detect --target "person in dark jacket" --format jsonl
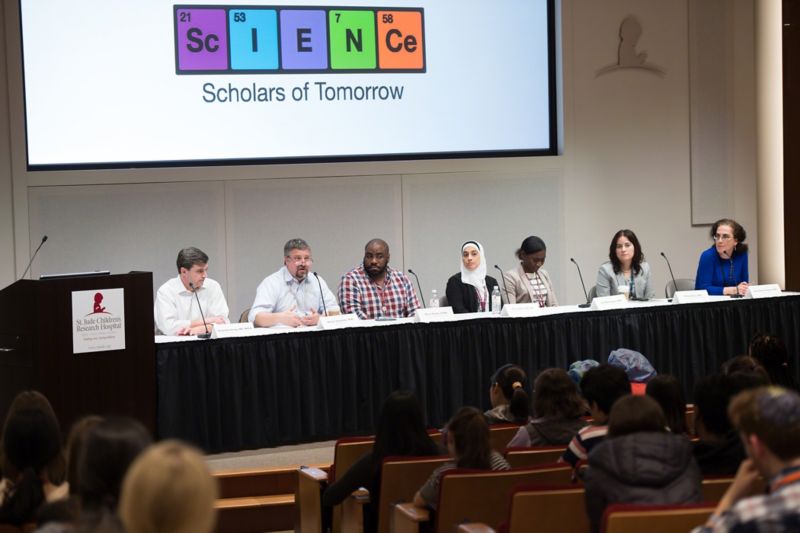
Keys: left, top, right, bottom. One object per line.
{"left": 584, "top": 395, "right": 702, "bottom": 533}
{"left": 322, "top": 391, "right": 442, "bottom": 533}
{"left": 445, "top": 241, "right": 500, "bottom": 313}
{"left": 508, "top": 368, "right": 588, "bottom": 447}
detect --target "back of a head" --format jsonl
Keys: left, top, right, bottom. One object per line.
{"left": 448, "top": 407, "right": 491, "bottom": 469}
{"left": 373, "top": 390, "right": 436, "bottom": 462}
{"left": 491, "top": 364, "right": 531, "bottom": 422}
{"left": 608, "top": 395, "right": 667, "bottom": 437}
{"left": 580, "top": 364, "right": 630, "bottom": 415}
{"left": 749, "top": 334, "right": 800, "bottom": 392}
{"left": 77, "top": 417, "right": 152, "bottom": 512}
{"left": 1, "top": 390, "right": 65, "bottom": 484}
{"left": 533, "top": 368, "right": 585, "bottom": 420}
{"left": 0, "top": 409, "right": 61, "bottom": 525}
{"left": 120, "top": 440, "right": 218, "bottom": 533}
{"left": 66, "top": 416, "right": 104, "bottom": 495}
{"left": 645, "top": 375, "right": 687, "bottom": 434}
{"left": 693, "top": 374, "right": 733, "bottom": 437}
{"left": 729, "top": 386, "right": 800, "bottom": 461}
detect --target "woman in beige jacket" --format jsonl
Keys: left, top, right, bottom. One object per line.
{"left": 503, "top": 236, "right": 558, "bottom": 307}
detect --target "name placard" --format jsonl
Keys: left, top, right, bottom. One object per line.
{"left": 745, "top": 284, "right": 783, "bottom": 299}
{"left": 501, "top": 303, "right": 546, "bottom": 318}
{"left": 318, "top": 313, "right": 361, "bottom": 330}
{"left": 415, "top": 306, "right": 455, "bottom": 323}
{"left": 672, "top": 290, "right": 710, "bottom": 304}
{"left": 211, "top": 322, "right": 254, "bottom": 339}
{"left": 590, "top": 294, "right": 628, "bottom": 311}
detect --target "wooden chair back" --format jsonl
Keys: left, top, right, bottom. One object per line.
{"left": 435, "top": 463, "right": 574, "bottom": 532}
{"left": 601, "top": 503, "right": 716, "bottom": 533}
{"left": 505, "top": 446, "right": 566, "bottom": 468}
{"left": 506, "top": 484, "right": 587, "bottom": 533}
{"left": 701, "top": 476, "right": 734, "bottom": 502}
{"left": 488, "top": 424, "right": 522, "bottom": 453}
{"left": 331, "top": 437, "right": 375, "bottom": 482}
{"left": 375, "top": 455, "right": 451, "bottom": 533}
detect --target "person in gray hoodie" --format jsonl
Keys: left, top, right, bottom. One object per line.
{"left": 583, "top": 395, "right": 702, "bottom": 533}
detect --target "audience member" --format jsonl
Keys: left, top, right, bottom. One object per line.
{"left": 692, "top": 372, "right": 768, "bottom": 476}
{"left": 484, "top": 364, "right": 531, "bottom": 425}
{"left": 560, "top": 364, "right": 630, "bottom": 467}
{"left": 323, "top": 391, "right": 442, "bottom": 533}
{"left": 119, "top": 440, "right": 218, "bottom": 533}
{"left": 722, "top": 355, "right": 770, "bottom": 382}
{"left": 693, "top": 387, "right": 800, "bottom": 532}
{"left": 646, "top": 374, "right": 688, "bottom": 434}
{"left": 413, "top": 407, "right": 510, "bottom": 510}
{"left": 584, "top": 395, "right": 702, "bottom": 533}
{"left": 75, "top": 417, "right": 152, "bottom": 532}
{"left": 508, "top": 368, "right": 588, "bottom": 447}
{"left": 607, "top": 348, "right": 656, "bottom": 395}
{"left": 0, "top": 409, "right": 64, "bottom": 526}
{"left": 1, "top": 391, "right": 66, "bottom": 490}
{"left": 749, "top": 333, "right": 800, "bottom": 392}
{"left": 35, "top": 416, "right": 104, "bottom": 530}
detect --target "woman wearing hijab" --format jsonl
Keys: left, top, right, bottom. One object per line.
{"left": 445, "top": 241, "right": 500, "bottom": 314}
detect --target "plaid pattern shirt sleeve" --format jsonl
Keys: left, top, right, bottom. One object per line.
{"left": 338, "top": 266, "right": 420, "bottom": 319}
{"left": 691, "top": 479, "right": 800, "bottom": 533}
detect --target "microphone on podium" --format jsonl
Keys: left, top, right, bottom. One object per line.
{"left": 407, "top": 269, "right": 426, "bottom": 308}
{"left": 494, "top": 265, "right": 512, "bottom": 304}
{"left": 189, "top": 281, "right": 212, "bottom": 339}
{"left": 20, "top": 235, "right": 48, "bottom": 280}
{"left": 313, "top": 272, "right": 329, "bottom": 317}
{"left": 660, "top": 252, "right": 678, "bottom": 301}
{"left": 570, "top": 258, "right": 591, "bottom": 308}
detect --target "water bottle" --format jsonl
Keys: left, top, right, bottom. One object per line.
{"left": 430, "top": 289, "right": 440, "bottom": 308}
{"left": 491, "top": 286, "right": 501, "bottom": 314}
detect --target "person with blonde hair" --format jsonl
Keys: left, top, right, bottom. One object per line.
{"left": 119, "top": 440, "right": 218, "bottom": 533}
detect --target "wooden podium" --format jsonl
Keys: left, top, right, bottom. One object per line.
{"left": 0, "top": 272, "right": 156, "bottom": 435}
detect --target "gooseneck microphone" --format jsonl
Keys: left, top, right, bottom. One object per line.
{"left": 570, "top": 258, "right": 591, "bottom": 308}
{"left": 188, "top": 281, "right": 211, "bottom": 339}
{"left": 407, "top": 269, "right": 426, "bottom": 308}
{"left": 660, "top": 252, "right": 678, "bottom": 301}
{"left": 20, "top": 235, "right": 48, "bottom": 280}
{"left": 313, "top": 272, "right": 328, "bottom": 317}
{"left": 494, "top": 265, "right": 512, "bottom": 304}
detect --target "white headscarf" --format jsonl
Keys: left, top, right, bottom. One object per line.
{"left": 460, "top": 241, "right": 487, "bottom": 290}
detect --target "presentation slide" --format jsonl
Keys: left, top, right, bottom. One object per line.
{"left": 19, "top": 0, "right": 555, "bottom": 169}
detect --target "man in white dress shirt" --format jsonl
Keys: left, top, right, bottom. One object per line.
{"left": 154, "top": 247, "right": 230, "bottom": 336}
{"left": 248, "top": 238, "right": 338, "bottom": 327}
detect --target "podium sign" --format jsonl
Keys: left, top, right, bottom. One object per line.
{"left": 72, "top": 288, "right": 126, "bottom": 354}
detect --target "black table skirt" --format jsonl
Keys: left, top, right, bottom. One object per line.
{"left": 157, "top": 296, "right": 800, "bottom": 453}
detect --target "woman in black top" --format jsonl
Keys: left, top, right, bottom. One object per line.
{"left": 445, "top": 241, "right": 500, "bottom": 313}
{"left": 322, "top": 391, "right": 442, "bottom": 533}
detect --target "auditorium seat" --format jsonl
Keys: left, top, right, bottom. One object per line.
{"left": 391, "top": 463, "right": 574, "bottom": 533}
{"left": 505, "top": 446, "right": 566, "bottom": 468}
{"left": 213, "top": 463, "right": 329, "bottom": 533}
{"left": 601, "top": 502, "right": 717, "bottom": 533}
{"left": 342, "top": 455, "right": 451, "bottom": 533}
{"left": 488, "top": 424, "right": 523, "bottom": 453}
{"left": 701, "top": 475, "right": 766, "bottom": 502}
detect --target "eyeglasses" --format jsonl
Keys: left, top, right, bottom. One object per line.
{"left": 713, "top": 234, "right": 733, "bottom": 242}
{"left": 288, "top": 256, "right": 312, "bottom": 264}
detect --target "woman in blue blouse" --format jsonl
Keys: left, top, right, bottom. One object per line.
{"left": 695, "top": 218, "right": 749, "bottom": 296}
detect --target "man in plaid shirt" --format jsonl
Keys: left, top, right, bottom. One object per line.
{"left": 338, "top": 238, "right": 420, "bottom": 319}
{"left": 693, "top": 386, "right": 800, "bottom": 532}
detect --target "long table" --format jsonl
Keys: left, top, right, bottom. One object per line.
{"left": 156, "top": 295, "right": 800, "bottom": 453}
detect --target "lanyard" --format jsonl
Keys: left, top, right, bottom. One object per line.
{"left": 771, "top": 468, "right": 800, "bottom": 492}
{"left": 718, "top": 255, "right": 735, "bottom": 287}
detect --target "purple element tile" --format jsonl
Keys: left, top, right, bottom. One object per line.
{"left": 280, "top": 10, "right": 328, "bottom": 70}
{"left": 176, "top": 8, "right": 229, "bottom": 71}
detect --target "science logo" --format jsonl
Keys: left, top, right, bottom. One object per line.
{"left": 174, "top": 5, "right": 426, "bottom": 74}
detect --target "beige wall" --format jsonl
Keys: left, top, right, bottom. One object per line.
{"left": 0, "top": 0, "right": 759, "bottom": 315}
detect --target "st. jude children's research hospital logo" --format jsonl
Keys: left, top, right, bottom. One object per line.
{"left": 75, "top": 292, "right": 123, "bottom": 333}
{"left": 71, "top": 289, "right": 126, "bottom": 354}
{"left": 174, "top": 5, "right": 426, "bottom": 74}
